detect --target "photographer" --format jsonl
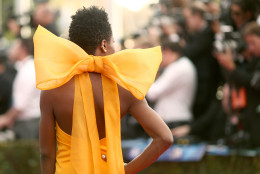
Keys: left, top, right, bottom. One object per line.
{"left": 215, "top": 22, "right": 260, "bottom": 148}
{"left": 182, "top": 1, "right": 221, "bottom": 120}
{"left": 209, "top": 0, "right": 259, "bottom": 147}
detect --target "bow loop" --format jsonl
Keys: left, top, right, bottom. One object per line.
{"left": 34, "top": 25, "right": 162, "bottom": 97}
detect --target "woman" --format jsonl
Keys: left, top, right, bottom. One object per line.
{"left": 34, "top": 6, "right": 173, "bottom": 174}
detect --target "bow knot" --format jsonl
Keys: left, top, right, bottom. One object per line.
{"left": 79, "top": 55, "right": 104, "bottom": 73}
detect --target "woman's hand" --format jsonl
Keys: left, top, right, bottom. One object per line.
{"left": 171, "top": 125, "right": 191, "bottom": 138}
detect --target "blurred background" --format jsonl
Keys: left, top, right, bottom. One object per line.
{"left": 0, "top": 0, "right": 260, "bottom": 173}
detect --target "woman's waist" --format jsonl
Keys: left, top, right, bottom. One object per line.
{"left": 56, "top": 122, "right": 107, "bottom": 154}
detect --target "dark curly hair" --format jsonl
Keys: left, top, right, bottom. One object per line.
{"left": 69, "top": 6, "right": 112, "bottom": 55}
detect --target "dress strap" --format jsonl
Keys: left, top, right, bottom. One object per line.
{"left": 102, "top": 75, "right": 124, "bottom": 172}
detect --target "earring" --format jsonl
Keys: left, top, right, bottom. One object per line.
{"left": 103, "top": 47, "right": 107, "bottom": 52}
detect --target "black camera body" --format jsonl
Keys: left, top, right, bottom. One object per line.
{"left": 213, "top": 25, "right": 246, "bottom": 59}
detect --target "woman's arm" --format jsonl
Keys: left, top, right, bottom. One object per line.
{"left": 125, "top": 99, "right": 173, "bottom": 174}
{"left": 39, "top": 91, "right": 56, "bottom": 174}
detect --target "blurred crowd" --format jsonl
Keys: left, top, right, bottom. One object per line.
{"left": 0, "top": 1, "right": 58, "bottom": 141}
{"left": 121, "top": 0, "right": 260, "bottom": 149}
{"left": 0, "top": 0, "right": 260, "bottom": 150}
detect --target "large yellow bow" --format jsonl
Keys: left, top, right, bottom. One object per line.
{"left": 34, "top": 25, "right": 162, "bottom": 174}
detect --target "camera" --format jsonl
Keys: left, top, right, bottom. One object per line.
{"left": 213, "top": 25, "right": 246, "bottom": 59}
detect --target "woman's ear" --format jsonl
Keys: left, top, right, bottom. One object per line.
{"left": 101, "top": 40, "right": 108, "bottom": 53}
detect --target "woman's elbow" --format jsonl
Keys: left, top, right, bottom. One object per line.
{"left": 165, "top": 134, "right": 174, "bottom": 147}
{"left": 160, "top": 131, "right": 174, "bottom": 149}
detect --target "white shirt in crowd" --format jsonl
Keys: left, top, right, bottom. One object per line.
{"left": 13, "top": 56, "right": 41, "bottom": 121}
{"left": 146, "top": 57, "right": 197, "bottom": 123}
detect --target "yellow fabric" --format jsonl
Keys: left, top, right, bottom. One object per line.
{"left": 55, "top": 122, "right": 107, "bottom": 173}
{"left": 33, "top": 25, "right": 162, "bottom": 174}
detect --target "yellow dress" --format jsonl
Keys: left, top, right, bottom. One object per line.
{"left": 55, "top": 122, "right": 107, "bottom": 173}
{"left": 33, "top": 25, "right": 162, "bottom": 174}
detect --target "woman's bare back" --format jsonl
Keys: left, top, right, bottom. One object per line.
{"left": 40, "top": 73, "right": 173, "bottom": 174}
{"left": 46, "top": 72, "right": 134, "bottom": 139}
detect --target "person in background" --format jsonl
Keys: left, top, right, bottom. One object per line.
{"left": 4, "top": 16, "right": 21, "bottom": 42}
{"left": 32, "top": 2, "right": 58, "bottom": 35}
{"left": 0, "top": 52, "right": 16, "bottom": 114}
{"left": 182, "top": 1, "right": 221, "bottom": 120}
{"left": 229, "top": 0, "right": 257, "bottom": 32}
{"left": 147, "top": 41, "right": 197, "bottom": 132}
{"left": 210, "top": 0, "right": 259, "bottom": 147}
{"left": 172, "top": 93, "right": 227, "bottom": 143}
{"left": 0, "top": 53, "right": 16, "bottom": 142}
{"left": 215, "top": 22, "right": 260, "bottom": 147}
{"left": 171, "top": 1, "right": 225, "bottom": 142}
{"left": 0, "top": 38, "right": 41, "bottom": 139}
